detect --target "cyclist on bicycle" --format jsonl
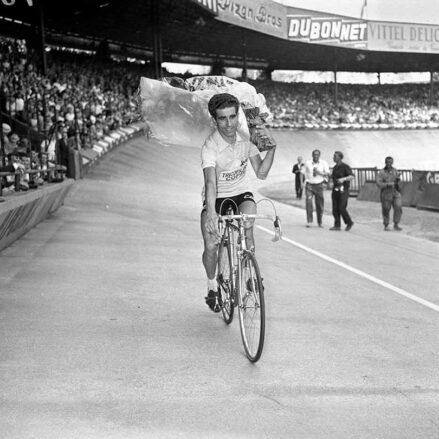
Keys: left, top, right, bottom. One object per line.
{"left": 201, "top": 93, "right": 276, "bottom": 312}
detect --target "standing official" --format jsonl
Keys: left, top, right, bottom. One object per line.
{"left": 292, "top": 156, "right": 304, "bottom": 199}
{"left": 330, "top": 151, "right": 354, "bottom": 231}
{"left": 302, "top": 149, "right": 329, "bottom": 228}
{"left": 376, "top": 156, "right": 403, "bottom": 231}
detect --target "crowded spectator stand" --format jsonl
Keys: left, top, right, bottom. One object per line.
{"left": 0, "top": 37, "right": 141, "bottom": 197}
{"left": 254, "top": 80, "right": 439, "bottom": 131}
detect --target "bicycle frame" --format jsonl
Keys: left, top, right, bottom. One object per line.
{"left": 219, "top": 216, "right": 244, "bottom": 297}
{"left": 218, "top": 210, "right": 281, "bottom": 294}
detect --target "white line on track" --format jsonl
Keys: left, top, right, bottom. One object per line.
{"left": 257, "top": 225, "right": 439, "bottom": 314}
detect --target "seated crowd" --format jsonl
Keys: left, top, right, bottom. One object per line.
{"left": 254, "top": 80, "right": 439, "bottom": 129}
{"left": 0, "top": 38, "right": 140, "bottom": 193}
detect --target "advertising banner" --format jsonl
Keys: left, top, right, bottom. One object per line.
{"left": 368, "top": 21, "right": 439, "bottom": 54}
{"left": 193, "top": 0, "right": 218, "bottom": 14}
{"left": 214, "top": 0, "right": 286, "bottom": 39}
{"left": 192, "top": 2, "right": 439, "bottom": 55}
{"left": 286, "top": 8, "right": 368, "bottom": 49}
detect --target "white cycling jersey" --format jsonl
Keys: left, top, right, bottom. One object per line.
{"left": 201, "top": 129, "right": 259, "bottom": 199}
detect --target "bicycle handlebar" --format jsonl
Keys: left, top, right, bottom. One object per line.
{"left": 218, "top": 213, "right": 282, "bottom": 242}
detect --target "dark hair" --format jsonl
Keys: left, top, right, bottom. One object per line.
{"left": 334, "top": 150, "right": 344, "bottom": 159}
{"left": 312, "top": 149, "right": 321, "bottom": 155}
{"left": 385, "top": 156, "right": 393, "bottom": 161}
{"left": 208, "top": 93, "right": 239, "bottom": 118}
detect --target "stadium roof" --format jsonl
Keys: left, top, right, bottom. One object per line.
{"left": 1, "top": 0, "right": 439, "bottom": 73}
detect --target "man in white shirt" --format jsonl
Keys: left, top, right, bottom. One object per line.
{"left": 201, "top": 93, "right": 276, "bottom": 312}
{"left": 301, "top": 149, "right": 330, "bottom": 227}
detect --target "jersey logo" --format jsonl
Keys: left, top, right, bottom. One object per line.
{"left": 221, "top": 165, "right": 247, "bottom": 182}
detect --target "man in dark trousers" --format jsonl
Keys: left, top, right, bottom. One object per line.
{"left": 330, "top": 151, "right": 354, "bottom": 231}
{"left": 376, "top": 156, "right": 403, "bottom": 231}
{"left": 292, "top": 156, "right": 304, "bottom": 199}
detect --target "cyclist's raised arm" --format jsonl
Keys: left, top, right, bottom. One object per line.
{"left": 203, "top": 166, "right": 219, "bottom": 234}
{"left": 249, "top": 146, "right": 276, "bottom": 180}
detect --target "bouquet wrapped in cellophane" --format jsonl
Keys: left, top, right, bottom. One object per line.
{"left": 138, "top": 75, "right": 276, "bottom": 151}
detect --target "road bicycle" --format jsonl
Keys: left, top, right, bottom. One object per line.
{"left": 216, "top": 199, "right": 282, "bottom": 362}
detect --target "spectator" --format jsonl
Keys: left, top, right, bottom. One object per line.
{"left": 7, "top": 132, "right": 19, "bottom": 155}
{"left": 16, "top": 137, "right": 30, "bottom": 155}
{"left": 302, "top": 149, "right": 330, "bottom": 228}
{"left": 1, "top": 123, "right": 11, "bottom": 152}
{"left": 292, "top": 155, "right": 304, "bottom": 200}
{"left": 0, "top": 152, "right": 26, "bottom": 191}
{"left": 57, "top": 127, "right": 72, "bottom": 169}
{"left": 329, "top": 151, "right": 355, "bottom": 231}
{"left": 376, "top": 156, "right": 403, "bottom": 231}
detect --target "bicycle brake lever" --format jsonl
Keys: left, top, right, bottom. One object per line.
{"left": 272, "top": 216, "right": 282, "bottom": 242}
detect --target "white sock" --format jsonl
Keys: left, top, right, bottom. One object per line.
{"left": 207, "top": 278, "right": 217, "bottom": 292}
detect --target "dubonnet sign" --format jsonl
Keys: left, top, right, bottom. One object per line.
{"left": 286, "top": 9, "right": 367, "bottom": 49}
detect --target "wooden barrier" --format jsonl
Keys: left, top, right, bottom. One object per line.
{"left": 0, "top": 179, "right": 74, "bottom": 252}
{"left": 417, "top": 185, "right": 439, "bottom": 211}
{"left": 357, "top": 182, "right": 381, "bottom": 202}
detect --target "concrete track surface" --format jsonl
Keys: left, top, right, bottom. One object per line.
{"left": 1, "top": 134, "right": 439, "bottom": 439}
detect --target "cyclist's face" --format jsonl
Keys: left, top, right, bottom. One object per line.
{"left": 215, "top": 106, "right": 239, "bottom": 141}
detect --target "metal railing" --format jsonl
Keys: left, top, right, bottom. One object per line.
{"left": 349, "top": 168, "right": 413, "bottom": 196}
{"left": 0, "top": 166, "right": 66, "bottom": 197}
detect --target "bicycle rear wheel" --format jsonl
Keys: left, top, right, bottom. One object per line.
{"left": 217, "top": 236, "right": 235, "bottom": 324}
{"left": 238, "top": 251, "right": 265, "bottom": 362}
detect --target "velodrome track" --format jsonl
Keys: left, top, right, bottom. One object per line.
{"left": 1, "top": 131, "right": 439, "bottom": 438}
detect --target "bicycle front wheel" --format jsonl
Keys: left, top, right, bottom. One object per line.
{"left": 238, "top": 251, "right": 265, "bottom": 362}
{"left": 217, "top": 236, "right": 235, "bottom": 324}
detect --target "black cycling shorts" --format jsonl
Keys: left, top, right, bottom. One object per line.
{"left": 202, "top": 192, "right": 255, "bottom": 215}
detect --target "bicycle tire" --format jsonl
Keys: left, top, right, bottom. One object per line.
{"left": 238, "top": 251, "right": 265, "bottom": 362}
{"left": 217, "top": 236, "right": 235, "bottom": 324}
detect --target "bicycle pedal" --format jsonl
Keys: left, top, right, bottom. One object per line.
{"left": 205, "top": 290, "right": 221, "bottom": 313}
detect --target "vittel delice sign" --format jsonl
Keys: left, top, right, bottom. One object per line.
{"left": 287, "top": 11, "right": 368, "bottom": 48}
